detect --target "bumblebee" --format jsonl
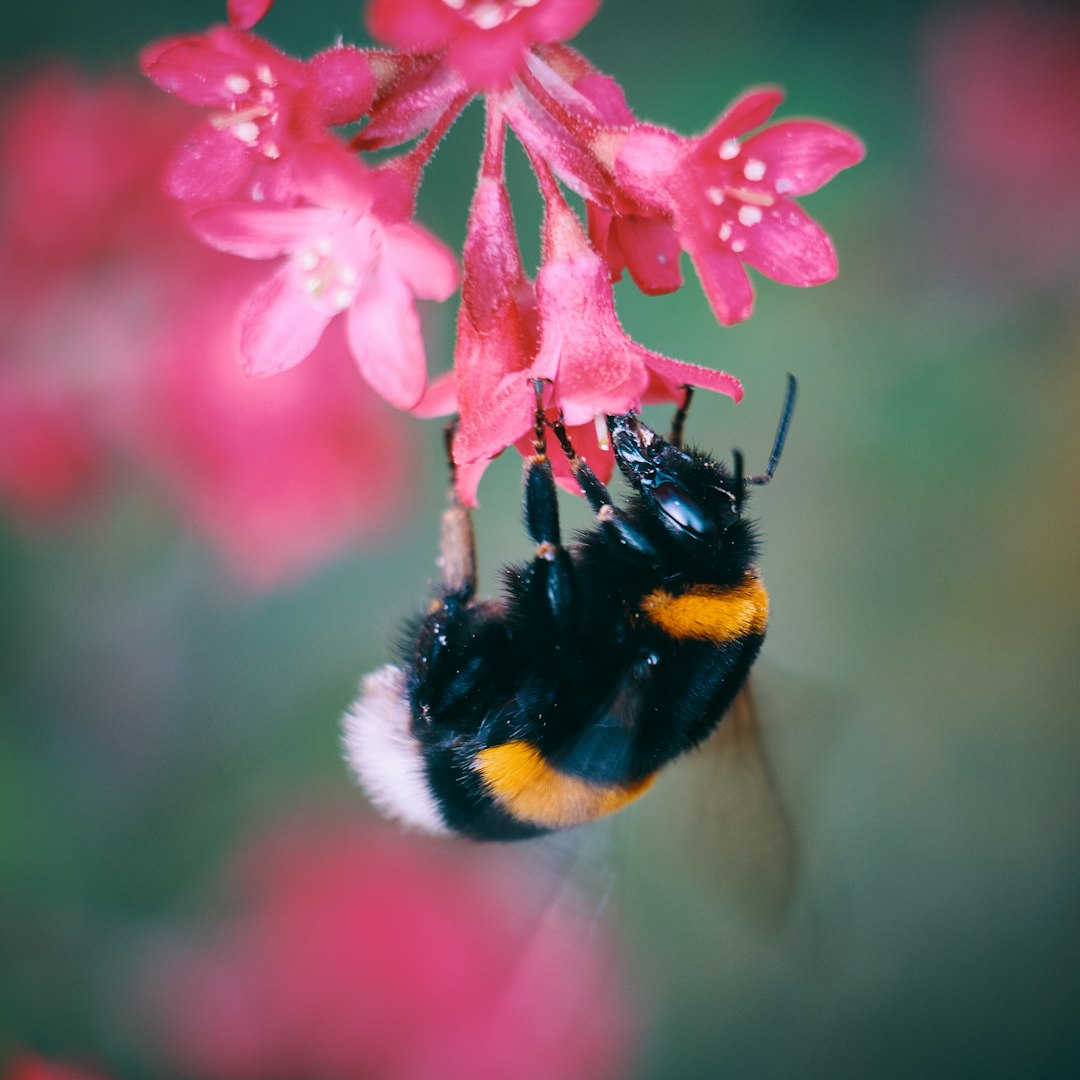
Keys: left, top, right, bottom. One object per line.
{"left": 344, "top": 377, "right": 796, "bottom": 841}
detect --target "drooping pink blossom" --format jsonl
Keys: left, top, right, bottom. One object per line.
{"left": 613, "top": 88, "right": 865, "bottom": 324}
{"left": 190, "top": 141, "right": 458, "bottom": 408}
{"left": 453, "top": 171, "right": 742, "bottom": 501}
{"left": 366, "top": 0, "right": 601, "bottom": 91}
{"left": 136, "top": 813, "right": 637, "bottom": 1080}
{"left": 141, "top": 27, "right": 374, "bottom": 202}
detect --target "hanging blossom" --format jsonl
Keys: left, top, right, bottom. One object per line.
{"left": 143, "top": 0, "right": 863, "bottom": 504}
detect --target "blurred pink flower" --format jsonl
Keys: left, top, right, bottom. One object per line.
{"left": 614, "top": 87, "right": 865, "bottom": 324}
{"left": 2, "top": 1054, "right": 111, "bottom": 1080}
{"left": 924, "top": 3, "right": 1080, "bottom": 280}
{"left": 139, "top": 261, "right": 414, "bottom": 588}
{"left": 0, "top": 68, "right": 417, "bottom": 584}
{"left": 366, "top": 0, "right": 601, "bottom": 91}
{"left": 141, "top": 26, "right": 374, "bottom": 202}
{"left": 191, "top": 141, "right": 458, "bottom": 408}
{"left": 138, "top": 814, "right": 637, "bottom": 1080}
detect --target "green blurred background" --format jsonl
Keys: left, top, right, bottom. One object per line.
{"left": 2, "top": 1, "right": 1078, "bottom": 1077}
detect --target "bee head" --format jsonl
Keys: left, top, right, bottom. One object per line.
{"left": 608, "top": 413, "right": 743, "bottom": 547}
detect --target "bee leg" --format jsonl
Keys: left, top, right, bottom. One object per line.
{"left": 523, "top": 383, "right": 578, "bottom": 635}
{"left": 550, "top": 411, "right": 659, "bottom": 560}
{"left": 668, "top": 385, "right": 694, "bottom": 448}
{"left": 438, "top": 420, "right": 476, "bottom": 600}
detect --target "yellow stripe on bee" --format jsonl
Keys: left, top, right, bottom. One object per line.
{"left": 641, "top": 574, "right": 769, "bottom": 643}
{"left": 474, "top": 741, "right": 655, "bottom": 829}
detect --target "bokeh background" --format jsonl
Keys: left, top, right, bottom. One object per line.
{"left": 2, "top": 1, "right": 1079, "bottom": 1077}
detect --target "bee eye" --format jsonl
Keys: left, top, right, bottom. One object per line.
{"left": 653, "top": 482, "right": 717, "bottom": 539}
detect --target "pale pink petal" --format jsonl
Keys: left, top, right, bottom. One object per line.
{"left": 411, "top": 369, "right": 457, "bottom": 418}
{"left": 309, "top": 46, "right": 376, "bottom": 126}
{"left": 686, "top": 244, "right": 755, "bottom": 325}
{"left": 240, "top": 269, "right": 332, "bottom": 376}
{"left": 286, "top": 142, "right": 373, "bottom": 213}
{"left": 347, "top": 273, "right": 427, "bottom": 409}
{"left": 382, "top": 223, "right": 459, "bottom": 301}
{"left": 739, "top": 202, "right": 838, "bottom": 286}
{"left": 743, "top": 121, "right": 866, "bottom": 196}
{"left": 614, "top": 126, "right": 685, "bottom": 211}
{"left": 644, "top": 354, "right": 744, "bottom": 403}
{"left": 699, "top": 86, "right": 785, "bottom": 152}
{"left": 227, "top": 0, "right": 274, "bottom": 30}
{"left": 165, "top": 127, "right": 253, "bottom": 202}
{"left": 141, "top": 37, "right": 244, "bottom": 107}
{"left": 191, "top": 204, "right": 337, "bottom": 259}
{"left": 453, "top": 456, "right": 491, "bottom": 508}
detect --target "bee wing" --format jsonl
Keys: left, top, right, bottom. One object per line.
{"left": 619, "top": 675, "right": 802, "bottom": 935}
{"left": 688, "top": 680, "right": 798, "bottom": 928}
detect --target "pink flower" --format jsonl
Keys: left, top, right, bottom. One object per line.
{"left": 139, "top": 260, "right": 415, "bottom": 589}
{"left": 0, "top": 376, "right": 102, "bottom": 519}
{"left": 366, "top": 0, "right": 601, "bottom": 91}
{"left": 136, "top": 813, "right": 637, "bottom": 1080}
{"left": 141, "top": 27, "right": 374, "bottom": 202}
{"left": 924, "top": 3, "right": 1080, "bottom": 280}
{"left": 190, "top": 142, "right": 458, "bottom": 408}
{"left": 614, "top": 88, "right": 865, "bottom": 324}
{"left": 453, "top": 176, "right": 742, "bottom": 501}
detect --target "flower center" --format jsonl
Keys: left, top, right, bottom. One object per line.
{"left": 210, "top": 64, "right": 283, "bottom": 160}
{"left": 441, "top": 0, "right": 540, "bottom": 30}
{"left": 699, "top": 140, "right": 778, "bottom": 253}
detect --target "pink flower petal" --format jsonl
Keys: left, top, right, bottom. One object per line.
{"left": 356, "top": 64, "right": 468, "bottom": 151}
{"left": 743, "top": 120, "right": 866, "bottom": 196}
{"left": 699, "top": 86, "right": 785, "bottom": 152}
{"left": 613, "top": 125, "right": 685, "bottom": 211}
{"left": 240, "top": 268, "right": 332, "bottom": 376}
{"left": 165, "top": 126, "right": 253, "bottom": 202}
{"left": 227, "top": 0, "right": 274, "bottom": 30}
{"left": 462, "top": 176, "right": 524, "bottom": 328}
{"left": 366, "top": 0, "right": 460, "bottom": 54}
{"left": 686, "top": 244, "right": 755, "bottom": 325}
{"left": 347, "top": 273, "right": 427, "bottom": 409}
{"left": 309, "top": 46, "right": 376, "bottom": 127}
{"left": 644, "top": 354, "right": 744, "bottom": 402}
{"left": 382, "top": 223, "right": 459, "bottom": 301}
{"left": 411, "top": 369, "right": 457, "bottom": 418}
{"left": 447, "top": 22, "right": 533, "bottom": 90}
{"left": 191, "top": 204, "right": 338, "bottom": 259}
{"left": 739, "top": 202, "right": 838, "bottom": 286}
{"left": 141, "top": 36, "right": 244, "bottom": 107}
{"left": 616, "top": 216, "right": 683, "bottom": 295}
{"left": 454, "top": 371, "right": 536, "bottom": 465}
{"left": 526, "top": 0, "right": 603, "bottom": 43}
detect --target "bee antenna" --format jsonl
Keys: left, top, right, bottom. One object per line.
{"left": 745, "top": 373, "right": 798, "bottom": 486}
{"left": 732, "top": 448, "right": 745, "bottom": 515}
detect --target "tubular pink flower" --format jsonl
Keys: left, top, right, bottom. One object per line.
{"left": 141, "top": 27, "right": 374, "bottom": 201}
{"left": 190, "top": 142, "right": 458, "bottom": 408}
{"left": 366, "top": 0, "right": 601, "bottom": 91}
{"left": 614, "top": 87, "right": 865, "bottom": 324}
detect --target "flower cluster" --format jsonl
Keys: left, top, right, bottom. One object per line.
{"left": 0, "top": 68, "right": 413, "bottom": 586}
{"left": 143, "top": 0, "right": 863, "bottom": 503}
